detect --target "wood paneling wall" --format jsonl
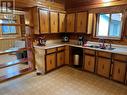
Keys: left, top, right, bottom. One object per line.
{"left": 66, "top": 0, "right": 127, "bottom": 12}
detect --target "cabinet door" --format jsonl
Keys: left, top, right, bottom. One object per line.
{"left": 50, "top": 12, "right": 58, "bottom": 33}
{"left": 112, "top": 61, "right": 126, "bottom": 83}
{"left": 84, "top": 55, "right": 95, "bottom": 72}
{"left": 87, "top": 13, "right": 93, "bottom": 34}
{"left": 46, "top": 53, "right": 56, "bottom": 72}
{"left": 97, "top": 58, "right": 111, "bottom": 78}
{"left": 65, "top": 45, "right": 70, "bottom": 65}
{"left": 39, "top": 9, "right": 49, "bottom": 33}
{"left": 59, "top": 13, "right": 65, "bottom": 32}
{"left": 57, "top": 51, "right": 65, "bottom": 67}
{"left": 67, "top": 13, "right": 75, "bottom": 32}
{"left": 76, "top": 12, "right": 87, "bottom": 33}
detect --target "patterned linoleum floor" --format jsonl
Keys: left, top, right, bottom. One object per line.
{"left": 0, "top": 66, "right": 127, "bottom": 95}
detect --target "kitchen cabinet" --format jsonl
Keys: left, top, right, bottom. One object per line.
{"left": 84, "top": 55, "right": 95, "bottom": 72}
{"left": 97, "top": 58, "right": 111, "bottom": 78}
{"left": 57, "top": 46, "right": 65, "bottom": 67}
{"left": 112, "top": 61, "right": 126, "bottom": 83}
{"left": 96, "top": 51, "right": 111, "bottom": 78}
{"left": 59, "top": 13, "right": 65, "bottom": 32}
{"left": 87, "top": 13, "right": 93, "bottom": 34}
{"left": 112, "top": 54, "right": 127, "bottom": 83}
{"left": 57, "top": 51, "right": 65, "bottom": 67}
{"left": 84, "top": 49, "right": 95, "bottom": 72}
{"left": 65, "top": 45, "right": 70, "bottom": 65}
{"left": 46, "top": 53, "right": 56, "bottom": 71}
{"left": 76, "top": 12, "right": 87, "bottom": 33}
{"left": 50, "top": 11, "right": 58, "bottom": 33}
{"left": 39, "top": 9, "right": 49, "bottom": 33}
{"left": 67, "top": 13, "right": 75, "bottom": 32}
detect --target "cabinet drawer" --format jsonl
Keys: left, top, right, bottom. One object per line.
{"left": 112, "top": 61, "right": 126, "bottom": 83}
{"left": 113, "top": 54, "right": 127, "bottom": 62}
{"left": 84, "top": 55, "right": 95, "bottom": 72}
{"left": 97, "top": 51, "right": 111, "bottom": 58}
{"left": 46, "top": 48, "right": 56, "bottom": 54}
{"left": 97, "top": 58, "right": 111, "bottom": 78}
{"left": 57, "top": 52, "right": 65, "bottom": 67}
{"left": 84, "top": 49, "right": 95, "bottom": 55}
{"left": 57, "top": 46, "right": 65, "bottom": 51}
{"left": 46, "top": 53, "right": 56, "bottom": 71}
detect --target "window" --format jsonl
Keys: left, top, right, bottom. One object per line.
{"left": 96, "top": 13, "right": 122, "bottom": 39}
{"left": 0, "top": 19, "right": 16, "bottom": 34}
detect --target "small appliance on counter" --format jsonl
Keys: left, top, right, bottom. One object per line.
{"left": 37, "top": 37, "right": 46, "bottom": 46}
{"left": 78, "top": 36, "right": 84, "bottom": 46}
{"left": 62, "top": 35, "right": 69, "bottom": 42}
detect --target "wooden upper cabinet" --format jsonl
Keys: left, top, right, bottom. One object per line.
{"left": 59, "top": 13, "right": 65, "bottom": 32}
{"left": 87, "top": 13, "right": 94, "bottom": 34}
{"left": 50, "top": 11, "right": 58, "bottom": 33}
{"left": 67, "top": 13, "right": 75, "bottom": 32}
{"left": 76, "top": 12, "right": 87, "bottom": 33}
{"left": 39, "top": 9, "right": 49, "bottom": 33}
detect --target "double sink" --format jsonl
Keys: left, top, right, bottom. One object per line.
{"left": 86, "top": 45, "right": 116, "bottom": 50}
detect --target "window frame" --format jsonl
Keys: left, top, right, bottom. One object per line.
{"left": 0, "top": 19, "right": 17, "bottom": 35}
{"left": 95, "top": 12, "right": 123, "bottom": 40}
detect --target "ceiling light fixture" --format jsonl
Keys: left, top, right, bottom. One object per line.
{"left": 102, "top": 0, "right": 111, "bottom": 2}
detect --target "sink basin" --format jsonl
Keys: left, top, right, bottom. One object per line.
{"left": 86, "top": 45, "right": 116, "bottom": 50}
{"left": 106, "top": 48, "right": 116, "bottom": 50}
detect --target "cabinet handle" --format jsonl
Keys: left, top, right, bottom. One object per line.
{"left": 50, "top": 60, "right": 52, "bottom": 64}
{"left": 53, "top": 21, "right": 55, "bottom": 25}
{"left": 80, "top": 21, "right": 82, "bottom": 25}
{"left": 88, "top": 61, "right": 90, "bottom": 66}
{"left": 60, "top": 56, "right": 62, "bottom": 61}
{"left": 102, "top": 64, "right": 104, "bottom": 69}
{"left": 118, "top": 68, "right": 120, "bottom": 74}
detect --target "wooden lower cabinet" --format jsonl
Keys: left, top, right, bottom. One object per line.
{"left": 84, "top": 55, "right": 95, "bottom": 72}
{"left": 46, "top": 53, "right": 56, "bottom": 72}
{"left": 57, "top": 51, "right": 65, "bottom": 67}
{"left": 112, "top": 61, "right": 126, "bottom": 83}
{"left": 97, "top": 58, "right": 111, "bottom": 78}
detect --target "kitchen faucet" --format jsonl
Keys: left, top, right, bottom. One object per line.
{"left": 98, "top": 38, "right": 106, "bottom": 49}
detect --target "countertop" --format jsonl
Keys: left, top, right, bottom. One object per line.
{"left": 34, "top": 42, "right": 127, "bottom": 56}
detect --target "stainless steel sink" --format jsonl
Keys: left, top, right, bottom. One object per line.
{"left": 86, "top": 45, "right": 116, "bottom": 50}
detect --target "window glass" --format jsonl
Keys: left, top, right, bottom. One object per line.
{"left": 0, "top": 19, "right": 16, "bottom": 34}
{"left": 98, "top": 14, "right": 110, "bottom": 36}
{"left": 109, "top": 13, "right": 122, "bottom": 37}
{"left": 96, "top": 13, "right": 122, "bottom": 39}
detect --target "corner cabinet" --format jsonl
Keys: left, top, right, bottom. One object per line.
{"left": 66, "top": 13, "right": 75, "bottom": 32}
{"left": 46, "top": 48, "right": 57, "bottom": 72}
{"left": 46, "top": 53, "right": 56, "bottom": 71}
{"left": 59, "top": 13, "right": 66, "bottom": 32}
{"left": 76, "top": 12, "right": 87, "bottom": 33}
{"left": 39, "top": 9, "right": 49, "bottom": 33}
{"left": 57, "top": 46, "right": 65, "bottom": 67}
{"left": 50, "top": 12, "right": 58, "bottom": 33}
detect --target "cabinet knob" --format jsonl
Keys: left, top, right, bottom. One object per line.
{"left": 118, "top": 68, "right": 121, "bottom": 74}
